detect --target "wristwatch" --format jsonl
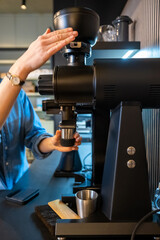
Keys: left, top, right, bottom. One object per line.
{"left": 6, "top": 72, "right": 25, "bottom": 86}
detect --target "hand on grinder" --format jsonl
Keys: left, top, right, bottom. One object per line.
{"left": 38, "top": 130, "right": 82, "bottom": 153}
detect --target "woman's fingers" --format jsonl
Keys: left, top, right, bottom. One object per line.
{"left": 75, "top": 137, "right": 82, "bottom": 146}
{"left": 43, "top": 31, "right": 78, "bottom": 45}
{"left": 35, "top": 29, "right": 78, "bottom": 59}
{"left": 46, "top": 35, "right": 76, "bottom": 55}
{"left": 43, "top": 27, "right": 73, "bottom": 38}
{"left": 43, "top": 28, "right": 51, "bottom": 35}
{"left": 52, "top": 27, "right": 74, "bottom": 35}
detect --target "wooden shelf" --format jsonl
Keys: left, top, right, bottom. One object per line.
{"left": 0, "top": 60, "right": 50, "bottom": 65}
{"left": 0, "top": 47, "right": 28, "bottom": 51}
{"left": 26, "top": 92, "right": 41, "bottom": 97}
{"left": 0, "top": 60, "right": 16, "bottom": 64}
{"left": 26, "top": 92, "right": 53, "bottom": 98}
{"left": 34, "top": 107, "right": 42, "bottom": 112}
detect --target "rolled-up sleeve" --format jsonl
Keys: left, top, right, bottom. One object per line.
{"left": 31, "top": 133, "right": 52, "bottom": 159}
{"left": 22, "top": 91, "right": 53, "bottom": 160}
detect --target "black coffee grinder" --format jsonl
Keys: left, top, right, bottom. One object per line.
{"left": 38, "top": 7, "right": 160, "bottom": 239}
{"left": 39, "top": 7, "right": 100, "bottom": 183}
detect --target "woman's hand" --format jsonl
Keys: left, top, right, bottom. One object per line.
{"left": 38, "top": 130, "right": 82, "bottom": 153}
{"left": 9, "top": 28, "right": 78, "bottom": 80}
{"left": 0, "top": 28, "right": 78, "bottom": 130}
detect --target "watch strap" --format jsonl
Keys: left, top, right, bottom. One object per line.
{"left": 6, "top": 72, "right": 25, "bottom": 86}
{"left": 18, "top": 80, "right": 25, "bottom": 86}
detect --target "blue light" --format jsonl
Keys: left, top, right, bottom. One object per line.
{"left": 133, "top": 47, "right": 160, "bottom": 58}
{"left": 122, "top": 50, "right": 134, "bottom": 59}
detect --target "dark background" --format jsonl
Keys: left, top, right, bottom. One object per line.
{"left": 53, "top": 0, "right": 128, "bottom": 25}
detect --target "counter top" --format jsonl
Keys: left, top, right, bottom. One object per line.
{"left": 0, "top": 143, "right": 91, "bottom": 240}
{"left": 0, "top": 151, "right": 71, "bottom": 239}
{"left": 0, "top": 143, "right": 159, "bottom": 240}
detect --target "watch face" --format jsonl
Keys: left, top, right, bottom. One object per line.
{"left": 13, "top": 77, "right": 20, "bottom": 85}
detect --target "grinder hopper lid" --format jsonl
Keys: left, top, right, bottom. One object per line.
{"left": 54, "top": 7, "right": 100, "bottom": 46}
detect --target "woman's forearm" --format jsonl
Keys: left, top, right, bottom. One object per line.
{"left": 0, "top": 28, "right": 78, "bottom": 129}
{"left": 0, "top": 59, "right": 29, "bottom": 129}
{"left": 38, "top": 137, "right": 54, "bottom": 153}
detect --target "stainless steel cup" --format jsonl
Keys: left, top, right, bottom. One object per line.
{"left": 75, "top": 189, "right": 98, "bottom": 218}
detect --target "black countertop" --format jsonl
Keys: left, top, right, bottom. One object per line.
{"left": 0, "top": 143, "right": 92, "bottom": 240}
{"left": 0, "top": 143, "right": 160, "bottom": 240}
{"left": 0, "top": 152, "right": 68, "bottom": 239}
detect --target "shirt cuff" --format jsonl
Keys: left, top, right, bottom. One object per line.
{"left": 32, "top": 133, "right": 53, "bottom": 160}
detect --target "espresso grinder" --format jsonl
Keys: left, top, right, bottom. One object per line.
{"left": 38, "top": 7, "right": 160, "bottom": 239}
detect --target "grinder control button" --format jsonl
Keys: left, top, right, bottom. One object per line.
{"left": 127, "top": 146, "right": 136, "bottom": 155}
{"left": 127, "top": 160, "right": 136, "bottom": 169}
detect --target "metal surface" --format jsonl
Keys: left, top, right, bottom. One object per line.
{"left": 127, "top": 146, "right": 136, "bottom": 155}
{"left": 127, "top": 159, "right": 136, "bottom": 169}
{"left": 56, "top": 220, "right": 160, "bottom": 237}
{"left": 75, "top": 190, "right": 98, "bottom": 218}
{"left": 61, "top": 128, "right": 75, "bottom": 140}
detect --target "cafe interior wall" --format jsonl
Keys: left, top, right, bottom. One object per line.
{"left": 1, "top": 0, "right": 159, "bottom": 198}
{"left": 0, "top": 13, "right": 52, "bottom": 47}
{"left": 0, "top": 9, "right": 53, "bottom": 162}
{"left": 122, "top": 0, "right": 160, "bottom": 199}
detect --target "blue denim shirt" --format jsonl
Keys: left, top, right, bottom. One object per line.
{"left": 0, "top": 87, "right": 52, "bottom": 190}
